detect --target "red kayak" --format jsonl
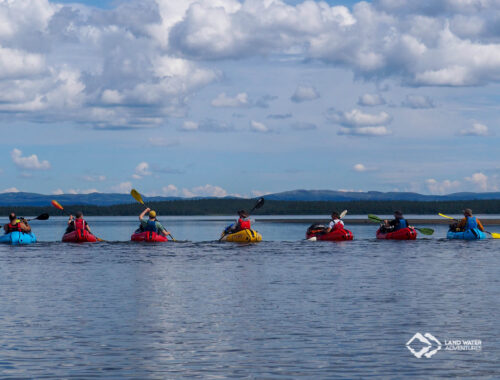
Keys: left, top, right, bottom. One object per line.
{"left": 62, "top": 230, "right": 98, "bottom": 243}
{"left": 306, "top": 224, "right": 354, "bottom": 241}
{"left": 131, "top": 231, "right": 169, "bottom": 242}
{"left": 376, "top": 227, "right": 417, "bottom": 240}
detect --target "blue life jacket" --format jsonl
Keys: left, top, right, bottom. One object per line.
{"left": 144, "top": 220, "right": 158, "bottom": 233}
{"left": 465, "top": 216, "right": 478, "bottom": 230}
{"left": 394, "top": 218, "right": 407, "bottom": 231}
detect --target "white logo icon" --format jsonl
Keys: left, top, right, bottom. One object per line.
{"left": 406, "top": 333, "right": 442, "bottom": 358}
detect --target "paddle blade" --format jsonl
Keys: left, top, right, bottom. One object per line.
{"left": 36, "top": 213, "right": 49, "bottom": 221}
{"left": 491, "top": 232, "right": 500, "bottom": 239}
{"left": 340, "top": 210, "right": 348, "bottom": 219}
{"left": 51, "top": 200, "right": 64, "bottom": 210}
{"left": 368, "top": 214, "right": 383, "bottom": 223}
{"left": 438, "top": 213, "right": 456, "bottom": 220}
{"left": 254, "top": 197, "right": 265, "bottom": 209}
{"left": 130, "top": 189, "right": 144, "bottom": 205}
{"left": 417, "top": 227, "right": 434, "bottom": 235}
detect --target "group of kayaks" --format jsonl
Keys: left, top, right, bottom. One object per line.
{"left": 0, "top": 222, "right": 492, "bottom": 245}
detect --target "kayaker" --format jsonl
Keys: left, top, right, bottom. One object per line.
{"left": 230, "top": 210, "right": 251, "bottom": 233}
{"left": 325, "top": 211, "right": 344, "bottom": 233}
{"left": 139, "top": 208, "right": 170, "bottom": 237}
{"left": 383, "top": 211, "right": 409, "bottom": 232}
{"left": 3, "top": 212, "right": 31, "bottom": 233}
{"left": 66, "top": 211, "right": 92, "bottom": 234}
{"left": 456, "top": 209, "right": 485, "bottom": 232}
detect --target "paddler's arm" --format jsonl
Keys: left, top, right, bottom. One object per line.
{"left": 139, "top": 208, "right": 150, "bottom": 221}
{"left": 20, "top": 221, "right": 31, "bottom": 233}
{"left": 457, "top": 217, "right": 466, "bottom": 230}
{"left": 477, "top": 219, "right": 485, "bottom": 232}
{"left": 157, "top": 223, "right": 169, "bottom": 237}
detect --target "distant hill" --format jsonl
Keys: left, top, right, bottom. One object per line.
{"left": 264, "top": 190, "right": 500, "bottom": 202}
{"left": 1, "top": 189, "right": 500, "bottom": 207}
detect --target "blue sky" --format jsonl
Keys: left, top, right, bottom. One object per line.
{"left": 0, "top": 0, "right": 498, "bottom": 197}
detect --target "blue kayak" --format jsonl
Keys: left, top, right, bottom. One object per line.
{"left": 0, "top": 231, "right": 37, "bottom": 245}
{"left": 447, "top": 228, "right": 486, "bottom": 240}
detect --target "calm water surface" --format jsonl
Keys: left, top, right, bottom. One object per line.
{"left": 0, "top": 217, "right": 499, "bottom": 378}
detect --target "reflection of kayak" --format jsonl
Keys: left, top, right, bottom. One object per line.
{"left": 447, "top": 228, "right": 486, "bottom": 240}
{"left": 131, "top": 231, "right": 169, "bottom": 242}
{"left": 221, "top": 229, "right": 262, "bottom": 243}
{"left": 376, "top": 227, "right": 417, "bottom": 240}
{"left": 306, "top": 227, "right": 354, "bottom": 241}
{"left": 62, "top": 230, "right": 97, "bottom": 243}
{"left": 0, "top": 231, "right": 37, "bottom": 245}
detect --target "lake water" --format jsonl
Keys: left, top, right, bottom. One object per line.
{"left": 1, "top": 216, "right": 499, "bottom": 378}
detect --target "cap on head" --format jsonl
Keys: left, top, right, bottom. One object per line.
{"left": 238, "top": 209, "right": 249, "bottom": 218}
{"left": 463, "top": 208, "right": 472, "bottom": 216}
{"left": 394, "top": 210, "right": 403, "bottom": 218}
{"left": 149, "top": 210, "right": 157, "bottom": 218}
{"left": 75, "top": 211, "right": 83, "bottom": 218}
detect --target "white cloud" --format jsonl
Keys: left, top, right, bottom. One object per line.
{"left": 459, "top": 122, "right": 490, "bottom": 136}
{"left": 358, "top": 93, "right": 386, "bottom": 107}
{"left": 11, "top": 148, "right": 50, "bottom": 170}
{"left": 338, "top": 126, "right": 391, "bottom": 136}
{"left": 1, "top": 187, "right": 20, "bottom": 193}
{"left": 425, "top": 178, "right": 461, "bottom": 195}
{"left": 401, "top": 94, "right": 435, "bottom": 109}
{"left": 66, "top": 188, "right": 99, "bottom": 195}
{"left": 250, "top": 120, "right": 269, "bottom": 133}
{"left": 181, "top": 121, "right": 199, "bottom": 131}
{"left": 465, "top": 172, "right": 497, "bottom": 192}
{"left": 291, "top": 85, "right": 320, "bottom": 103}
{"left": 111, "top": 181, "right": 133, "bottom": 194}
{"left": 132, "top": 162, "right": 152, "bottom": 179}
{"left": 182, "top": 184, "right": 228, "bottom": 198}
{"left": 161, "top": 184, "right": 180, "bottom": 196}
{"left": 52, "top": 188, "right": 64, "bottom": 195}
{"left": 251, "top": 190, "right": 271, "bottom": 197}
{"left": 353, "top": 163, "right": 367, "bottom": 172}
{"left": 211, "top": 92, "right": 249, "bottom": 107}
{"left": 330, "top": 109, "right": 392, "bottom": 127}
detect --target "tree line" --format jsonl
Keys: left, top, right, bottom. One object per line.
{"left": 1, "top": 198, "right": 500, "bottom": 217}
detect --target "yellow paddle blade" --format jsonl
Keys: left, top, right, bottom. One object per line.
{"left": 491, "top": 232, "right": 500, "bottom": 239}
{"left": 340, "top": 210, "right": 348, "bottom": 219}
{"left": 438, "top": 213, "right": 456, "bottom": 220}
{"left": 130, "top": 189, "right": 144, "bottom": 205}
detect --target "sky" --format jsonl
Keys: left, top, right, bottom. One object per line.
{"left": 0, "top": 0, "right": 499, "bottom": 197}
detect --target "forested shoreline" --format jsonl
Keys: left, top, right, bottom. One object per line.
{"left": 1, "top": 199, "right": 500, "bottom": 216}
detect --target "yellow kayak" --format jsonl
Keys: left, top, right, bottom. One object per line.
{"left": 221, "top": 229, "right": 262, "bottom": 243}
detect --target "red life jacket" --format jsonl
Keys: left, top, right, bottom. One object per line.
{"left": 74, "top": 218, "right": 86, "bottom": 231}
{"left": 6, "top": 222, "right": 22, "bottom": 232}
{"left": 239, "top": 218, "right": 251, "bottom": 230}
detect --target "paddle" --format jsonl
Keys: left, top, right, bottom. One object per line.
{"left": 368, "top": 214, "right": 434, "bottom": 235}
{"left": 219, "top": 197, "right": 265, "bottom": 242}
{"left": 130, "top": 189, "right": 176, "bottom": 241}
{"left": 51, "top": 200, "right": 103, "bottom": 241}
{"left": 307, "top": 209, "right": 348, "bottom": 241}
{"left": 439, "top": 213, "right": 500, "bottom": 238}
{"left": 24, "top": 213, "right": 49, "bottom": 222}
